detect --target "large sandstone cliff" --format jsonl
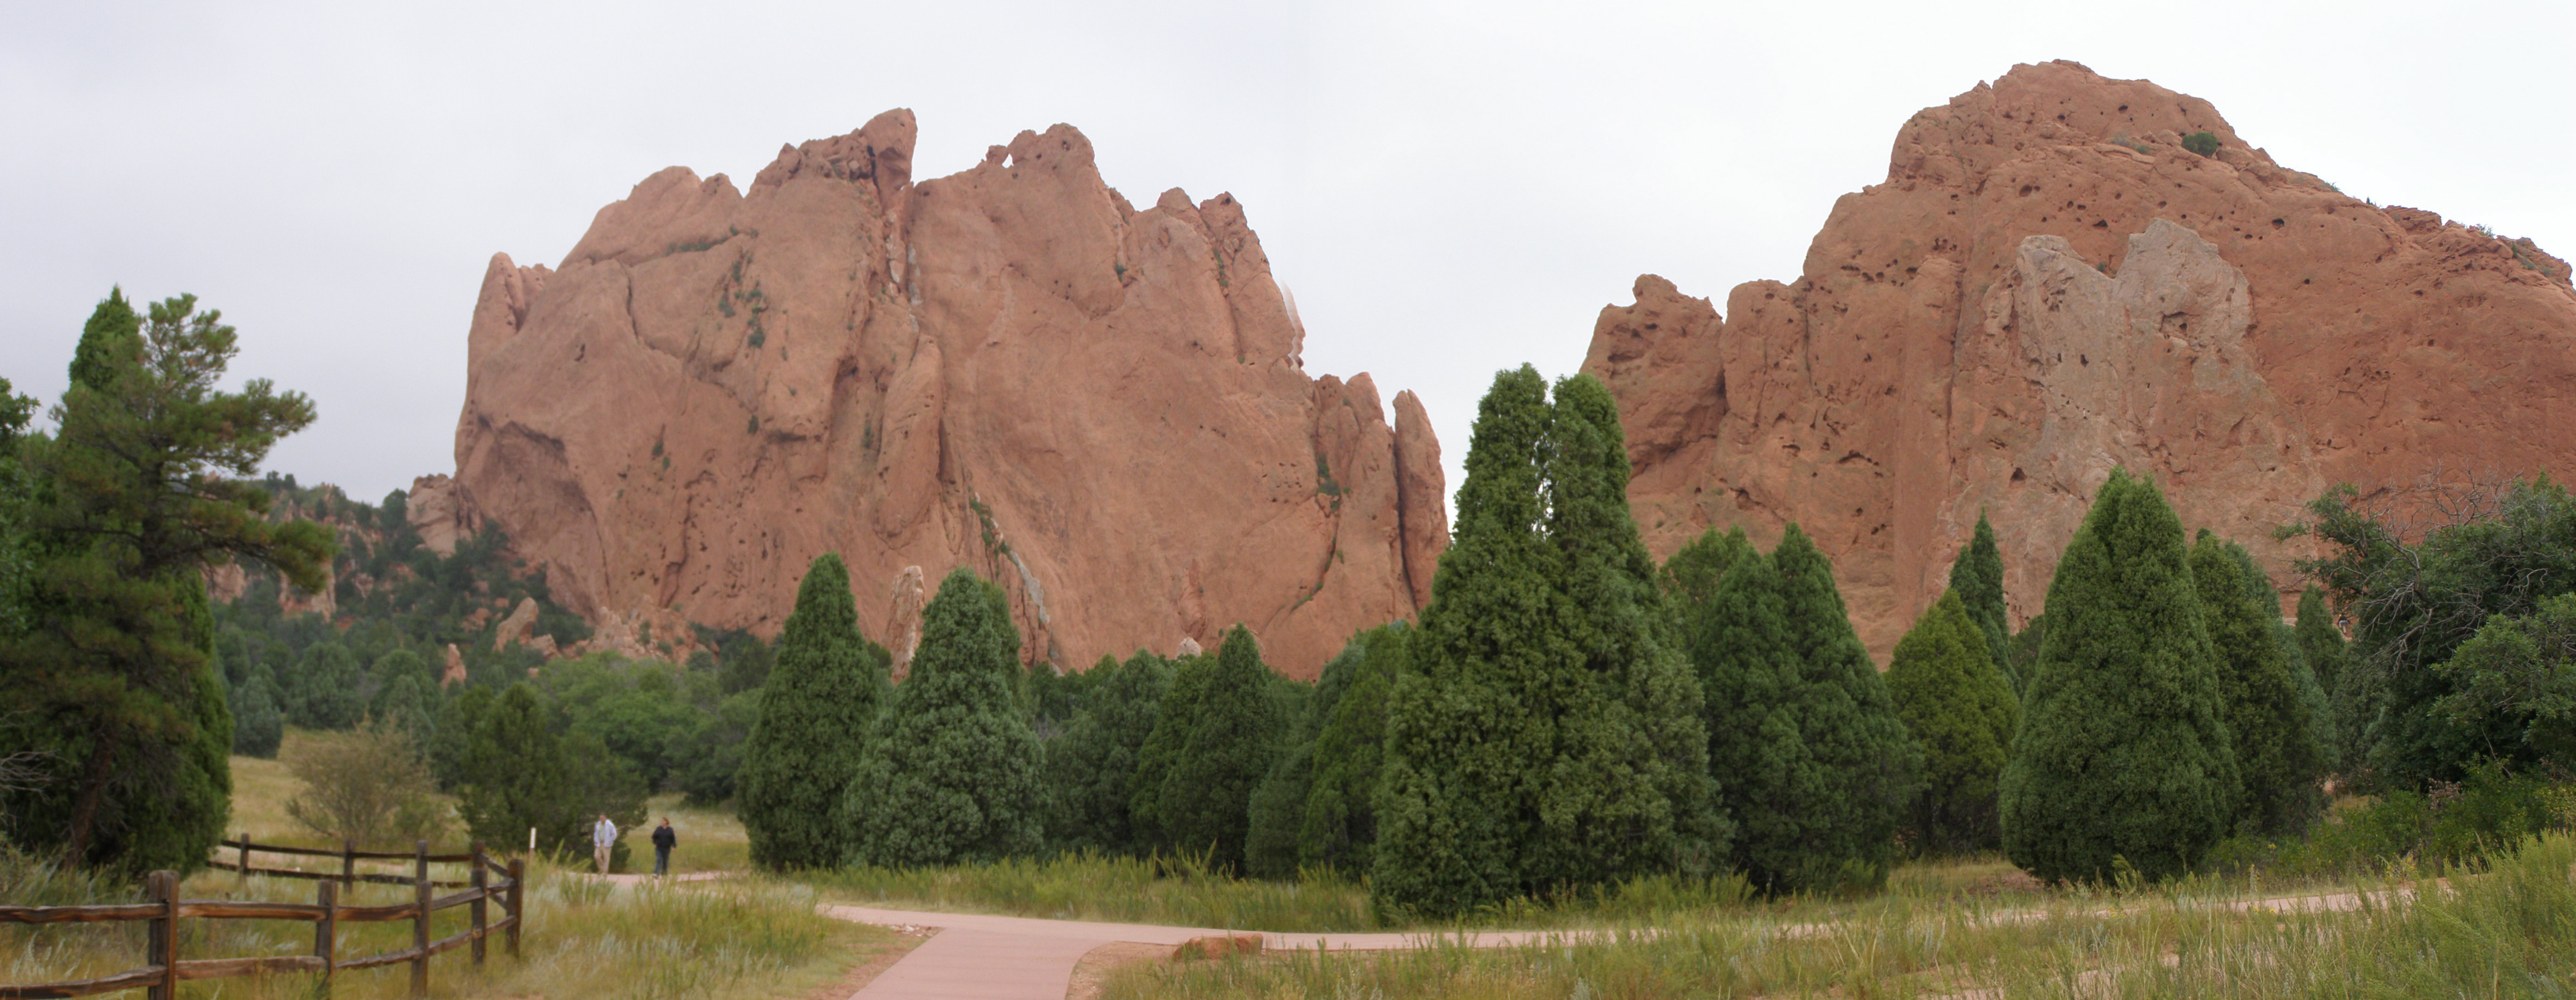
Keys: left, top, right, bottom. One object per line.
{"left": 452, "top": 111, "right": 1446, "bottom": 676}
{"left": 1586, "top": 61, "right": 2576, "bottom": 660}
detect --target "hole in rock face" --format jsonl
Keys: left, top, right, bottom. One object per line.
{"left": 2011, "top": 467, "right": 2027, "bottom": 484}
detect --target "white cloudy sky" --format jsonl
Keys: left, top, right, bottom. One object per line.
{"left": 3, "top": 0, "right": 2568, "bottom": 503}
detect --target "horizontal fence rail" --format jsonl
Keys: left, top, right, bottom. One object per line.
{"left": 0, "top": 840, "right": 523, "bottom": 1000}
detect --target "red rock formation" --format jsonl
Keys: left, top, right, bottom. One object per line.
{"left": 451, "top": 111, "right": 1446, "bottom": 676}
{"left": 1586, "top": 61, "right": 2576, "bottom": 661}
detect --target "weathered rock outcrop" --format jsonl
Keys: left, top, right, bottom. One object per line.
{"left": 451, "top": 111, "right": 1447, "bottom": 676}
{"left": 1586, "top": 61, "right": 2576, "bottom": 660}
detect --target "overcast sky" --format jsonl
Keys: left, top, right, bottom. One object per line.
{"left": 4, "top": 0, "right": 2568, "bottom": 505}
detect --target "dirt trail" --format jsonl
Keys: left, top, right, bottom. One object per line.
{"left": 579, "top": 873, "right": 2416, "bottom": 999}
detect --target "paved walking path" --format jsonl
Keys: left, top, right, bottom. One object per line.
{"left": 817, "top": 904, "right": 1622, "bottom": 1000}
{"left": 580, "top": 872, "right": 2424, "bottom": 999}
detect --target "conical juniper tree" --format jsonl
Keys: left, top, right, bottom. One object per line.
{"left": 1376, "top": 366, "right": 1565, "bottom": 916}
{"left": 1247, "top": 633, "right": 1377, "bottom": 879}
{"left": 1887, "top": 590, "right": 2018, "bottom": 855}
{"left": 1044, "top": 651, "right": 1173, "bottom": 854}
{"left": 1128, "top": 624, "right": 1280, "bottom": 873}
{"left": 843, "top": 569, "right": 1044, "bottom": 867}
{"left": 1687, "top": 525, "right": 1923, "bottom": 893}
{"left": 2000, "top": 470, "right": 2238, "bottom": 883}
{"left": 1375, "top": 367, "right": 1723, "bottom": 918}
{"left": 1298, "top": 623, "right": 1409, "bottom": 875}
{"left": 2191, "top": 533, "right": 2329, "bottom": 836}
{"left": 1774, "top": 527, "right": 1924, "bottom": 891}
{"left": 737, "top": 553, "right": 890, "bottom": 870}
{"left": 1949, "top": 514, "right": 2018, "bottom": 696}
{"left": 1531, "top": 374, "right": 1723, "bottom": 890}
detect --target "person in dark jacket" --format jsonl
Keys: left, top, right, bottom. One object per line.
{"left": 651, "top": 818, "right": 677, "bottom": 876}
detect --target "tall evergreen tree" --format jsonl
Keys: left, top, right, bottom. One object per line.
{"left": 2292, "top": 587, "right": 2360, "bottom": 772}
{"left": 1246, "top": 638, "right": 1360, "bottom": 879}
{"left": 229, "top": 662, "right": 285, "bottom": 758}
{"left": 1887, "top": 591, "right": 2018, "bottom": 855}
{"left": 2000, "top": 470, "right": 2238, "bottom": 883}
{"left": 1949, "top": 513, "right": 2018, "bottom": 695}
{"left": 1662, "top": 526, "right": 1756, "bottom": 612}
{"left": 1376, "top": 368, "right": 1723, "bottom": 917}
{"left": 456, "top": 683, "right": 644, "bottom": 861}
{"left": 2192, "top": 533, "right": 2329, "bottom": 837}
{"left": 1045, "top": 651, "right": 1173, "bottom": 854}
{"left": 0, "top": 291, "right": 329, "bottom": 873}
{"left": 1376, "top": 365, "right": 1566, "bottom": 916}
{"left": 844, "top": 569, "right": 1043, "bottom": 867}
{"left": 737, "top": 553, "right": 889, "bottom": 870}
{"left": 1130, "top": 625, "right": 1281, "bottom": 872}
{"left": 1298, "top": 623, "right": 1408, "bottom": 874}
{"left": 1530, "top": 374, "right": 1723, "bottom": 889}
{"left": 1691, "top": 526, "right": 1921, "bottom": 893}
{"left": 286, "top": 642, "right": 365, "bottom": 729}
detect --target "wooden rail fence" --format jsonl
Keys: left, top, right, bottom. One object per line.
{"left": 0, "top": 839, "right": 522, "bottom": 999}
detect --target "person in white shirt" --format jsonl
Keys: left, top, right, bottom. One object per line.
{"left": 592, "top": 814, "right": 617, "bottom": 874}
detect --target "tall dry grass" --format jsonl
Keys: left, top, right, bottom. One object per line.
{"left": 1100, "top": 834, "right": 2576, "bottom": 999}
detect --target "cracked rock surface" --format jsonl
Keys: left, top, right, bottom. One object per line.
{"left": 451, "top": 110, "right": 1445, "bottom": 676}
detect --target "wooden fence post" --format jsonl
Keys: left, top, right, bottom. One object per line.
{"left": 237, "top": 833, "right": 250, "bottom": 886}
{"left": 145, "top": 870, "right": 178, "bottom": 1000}
{"left": 342, "top": 838, "right": 356, "bottom": 887}
{"left": 469, "top": 840, "right": 488, "bottom": 966}
{"left": 315, "top": 878, "right": 338, "bottom": 998}
{"left": 505, "top": 857, "right": 523, "bottom": 959}
{"left": 411, "top": 839, "right": 431, "bottom": 998}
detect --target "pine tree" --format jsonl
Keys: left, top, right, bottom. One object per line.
{"left": 1376, "top": 368, "right": 1723, "bottom": 917}
{"left": 1887, "top": 591, "right": 2017, "bottom": 855}
{"left": 2000, "top": 470, "right": 2238, "bottom": 883}
{"left": 1949, "top": 513, "right": 2018, "bottom": 695}
{"left": 844, "top": 569, "right": 1044, "bottom": 867}
{"left": 1128, "top": 625, "right": 1281, "bottom": 872}
{"left": 0, "top": 291, "right": 329, "bottom": 873}
{"left": 1045, "top": 651, "right": 1173, "bottom": 854}
{"left": 737, "top": 553, "right": 890, "bottom": 870}
{"left": 2192, "top": 533, "right": 2328, "bottom": 837}
{"left": 1299, "top": 623, "right": 1408, "bottom": 874}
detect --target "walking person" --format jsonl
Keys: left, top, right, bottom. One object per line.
{"left": 651, "top": 817, "right": 677, "bottom": 877}
{"left": 592, "top": 813, "right": 618, "bottom": 874}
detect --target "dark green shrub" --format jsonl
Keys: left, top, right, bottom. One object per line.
{"left": 2182, "top": 132, "right": 2221, "bottom": 157}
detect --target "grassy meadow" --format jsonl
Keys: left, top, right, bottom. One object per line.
{"left": 1101, "top": 834, "right": 2576, "bottom": 999}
